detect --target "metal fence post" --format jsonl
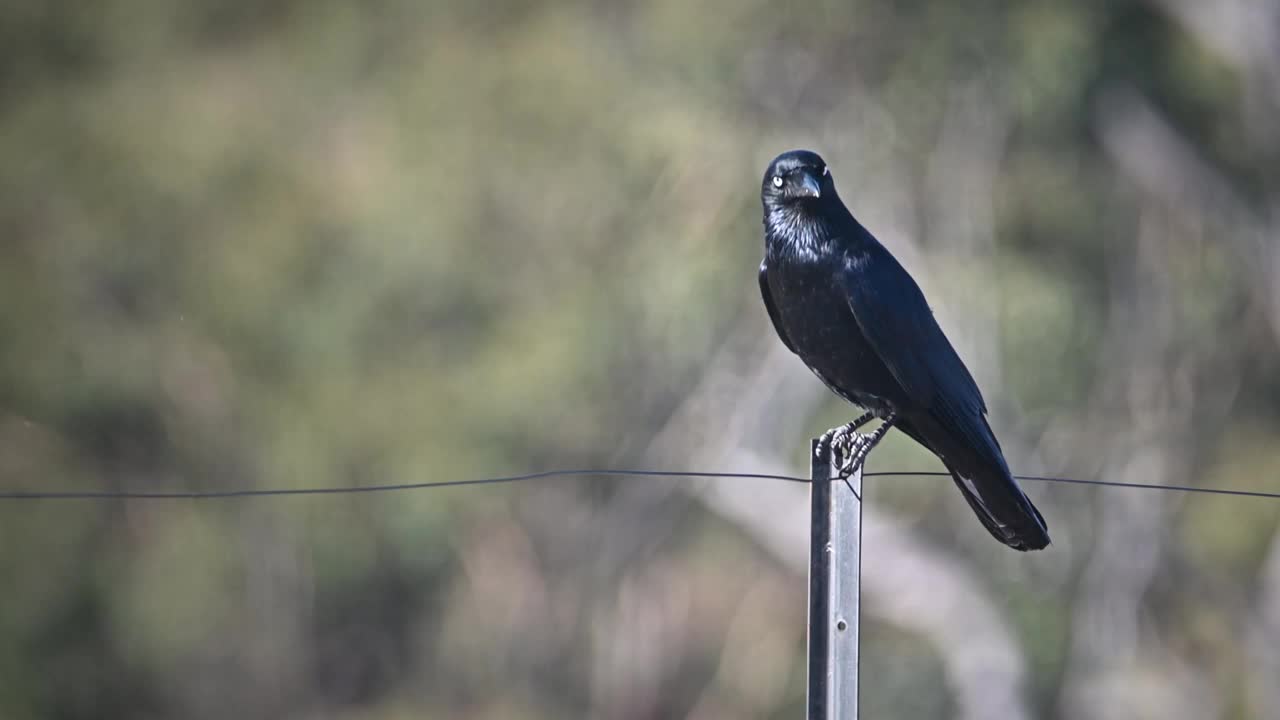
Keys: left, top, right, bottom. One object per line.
{"left": 807, "top": 438, "right": 861, "bottom": 720}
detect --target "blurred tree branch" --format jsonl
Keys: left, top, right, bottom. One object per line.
{"left": 1095, "top": 86, "right": 1280, "bottom": 344}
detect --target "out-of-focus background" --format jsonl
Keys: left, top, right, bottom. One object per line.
{"left": 3, "top": 1, "right": 1279, "bottom": 718}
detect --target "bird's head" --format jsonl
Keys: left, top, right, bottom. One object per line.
{"left": 761, "top": 150, "right": 832, "bottom": 209}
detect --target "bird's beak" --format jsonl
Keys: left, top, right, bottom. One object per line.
{"left": 796, "top": 171, "right": 822, "bottom": 198}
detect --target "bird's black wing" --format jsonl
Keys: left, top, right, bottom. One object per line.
{"left": 840, "top": 249, "right": 988, "bottom": 440}
{"left": 845, "top": 251, "right": 1050, "bottom": 550}
{"left": 759, "top": 260, "right": 797, "bottom": 354}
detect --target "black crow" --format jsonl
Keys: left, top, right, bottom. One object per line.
{"left": 758, "top": 149, "right": 1050, "bottom": 551}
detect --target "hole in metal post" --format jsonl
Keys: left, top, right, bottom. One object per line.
{"left": 836, "top": 619, "right": 848, "bottom": 632}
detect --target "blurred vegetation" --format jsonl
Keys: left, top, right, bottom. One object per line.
{"left": 3, "top": 1, "right": 1280, "bottom": 718}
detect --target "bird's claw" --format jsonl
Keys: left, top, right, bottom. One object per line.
{"left": 816, "top": 412, "right": 896, "bottom": 496}
{"left": 832, "top": 431, "right": 872, "bottom": 480}
{"left": 829, "top": 426, "right": 855, "bottom": 477}
{"left": 815, "top": 423, "right": 849, "bottom": 466}
{"left": 814, "top": 422, "right": 865, "bottom": 500}
{"left": 815, "top": 412, "right": 876, "bottom": 476}
{"left": 831, "top": 429, "right": 870, "bottom": 501}
{"left": 842, "top": 435, "right": 877, "bottom": 477}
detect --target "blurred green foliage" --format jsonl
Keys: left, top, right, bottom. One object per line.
{"left": 2, "top": 1, "right": 1279, "bottom": 718}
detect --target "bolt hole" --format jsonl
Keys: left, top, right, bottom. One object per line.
{"left": 836, "top": 619, "right": 848, "bottom": 632}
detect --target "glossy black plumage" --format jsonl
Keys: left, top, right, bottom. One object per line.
{"left": 758, "top": 149, "right": 1050, "bottom": 551}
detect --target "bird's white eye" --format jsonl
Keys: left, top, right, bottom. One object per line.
{"left": 772, "top": 175, "right": 784, "bottom": 188}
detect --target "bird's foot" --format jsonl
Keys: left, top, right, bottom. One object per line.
{"left": 819, "top": 412, "right": 899, "bottom": 489}
{"left": 815, "top": 413, "right": 877, "bottom": 499}
{"left": 841, "top": 412, "right": 898, "bottom": 477}
{"left": 832, "top": 433, "right": 867, "bottom": 479}
{"left": 815, "top": 412, "right": 875, "bottom": 465}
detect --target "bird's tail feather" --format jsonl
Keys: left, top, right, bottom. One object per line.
{"left": 946, "top": 462, "right": 1050, "bottom": 551}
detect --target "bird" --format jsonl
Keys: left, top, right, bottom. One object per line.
{"left": 757, "top": 149, "right": 1050, "bottom": 551}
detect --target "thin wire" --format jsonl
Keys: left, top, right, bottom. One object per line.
{"left": 0, "top": 469, "right": 808, "bottom": 500}
{"left": 0, "top": 468, "right": 1278, "bottom": 501}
